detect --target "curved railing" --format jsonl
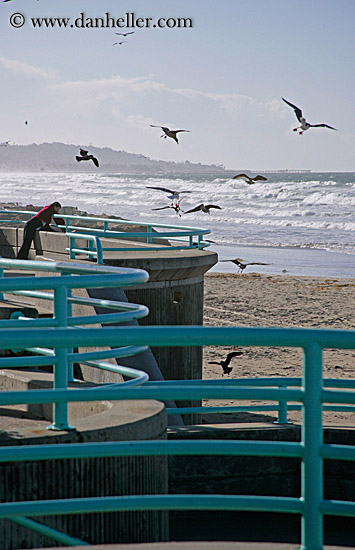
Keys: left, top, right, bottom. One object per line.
{"left": 0, "top": 258, "right": 150, "bottom": 430}
{"left": 0, "top": 209, "right": 212, "bottom": 260}
{"left": 0, "top": 260, "right": 355, "bottom": 549}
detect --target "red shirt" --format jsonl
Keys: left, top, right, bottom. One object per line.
{"left": 34, "top": 204, "right": 58, "bottom": 225}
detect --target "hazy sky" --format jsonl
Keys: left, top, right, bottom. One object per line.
{"left": 1, "top": 0, "right": 355, "bottom": 171}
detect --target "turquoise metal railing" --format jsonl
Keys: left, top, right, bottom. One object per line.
{"left": 0, "top": 258, "right": 150, "bottom": 430}
{"left": 0, "top": 260, "right": 354, "bottom": 549}
{"left": 0, "top": 209, "right": 212, "bottom": 260}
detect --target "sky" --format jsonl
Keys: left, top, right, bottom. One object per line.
{"left": 1, "top": 0, "right": 355, "bottom": 171}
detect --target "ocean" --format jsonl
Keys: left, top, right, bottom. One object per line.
{"left": 0, "top": 171, "right": 354, "bottom": 278}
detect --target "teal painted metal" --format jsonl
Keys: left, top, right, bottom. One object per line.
{"left": 67, "top": 232, "right": 103, "bottom": 264}
{"left": 301, "top": 343, "right": 324, "bottom": 550}
{"left": 9, "top": 516, "right": 88, "bottom": 546}
{"left": 0, "top": 258, "right": 150, "bottom": 430}
{"left": 0, "top": 209, "right": 211, "bottom": 258}
{"left": 0, "top": 259, "right": 354, "bottom": 549}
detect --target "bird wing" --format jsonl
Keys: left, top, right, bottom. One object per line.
{"left": 309, "top": 123, "right": 337, "bottom": 130}
{"left": 152, "top": 206, "right": 170, "bottom": 211}
{"left": 184, "top": 204, "right": 203, "bottom": 214}
{"left": 253, "top": 175, "right": 267, "bottom": 181}
{"left": 207, "top": 361, "right": 220, "bottom": 366}
{"left": 92, "top": 157, "right": 99, "bottom": 168}
{"left": 146, "top": 186, "right": 173, "bottom": 194}
{"left": 173, "top": 130, "right": 190, "bottom": 134}
{"left": 246, "top": 262, "right": 270, "bottom": 266}
{"left": 75, "top": 156, "right": 84, "bottom": 162}
{"left": 232, "top": 173, "right": 249, "bottom": 180}
{"left": 205, "top": 205, "right": 222, "bottom": 210}
{"left": 150, "top": 125, "right": 165, "bottom": 129}
{"left": 225, "top": 351, "right": 243, "bottom": 366}
{"left": 282, "top": 97, "right": 303, "bottom": 122}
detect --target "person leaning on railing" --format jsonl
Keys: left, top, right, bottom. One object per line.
{"left": 16, "top": 201, "right": 64, "bottom": 260}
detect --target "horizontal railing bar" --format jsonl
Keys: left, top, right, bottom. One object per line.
{"left": 0, "top": 494, "right": 304, "bottom": 517}
{"left": 320, "top": 443, "right": 355, "bottom": 461}
{"left": 320, "top": 499, "right": 355, "bottom": 517}
{"left": 0, "top": 210, "right": 210, "bottom": 234}
{"left": 0, "top": 440, "right": 303, "bottom": 463}
{"left": 167, "top": 405, "right": 284, "bottom": 414}
{"left": 0, "top": 385, "right": 304, "bottom": 406}
{"left": 0, "top": 325, "right": 353, "bottom": 350}
{"left": 0, "top": 273, "right": 147, "bottom": 291}
{"left": 322, "top": 390, "right": 355, "bottom": 405}
{"left": 0, "top": 355, "right": 58, "bottom": 368}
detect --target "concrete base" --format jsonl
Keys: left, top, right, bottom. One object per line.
{"left": 0, "top": 369, "right": 168, "bottom": 549}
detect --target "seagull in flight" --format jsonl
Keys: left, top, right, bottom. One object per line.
{"left": 184, "top": 204, "right": 222, "bottom": 215}
{"left": 112, "top": 41, "right": 127, "bottom": 46}
{"left": 282, "top": 98, "right": 338, "bottom": 135}
{"left": 232, "top": 173, "right": 267, "bottom": 185}
{"left": 115, "top": 32, "right": 135, "bottom": 36}
{"left": 76, "top": 148, "right": 99, "bottom": 168}
{"left": 146, "top": 186, "right": 192, "bottom": 202}
{"left": 221, "top": 258, "right": 270, "bottom": 273}
{"left": 152, "top": 200, "right": 183, "bottom": 217}
{"left": 150, "top": 125, "right": 190, "bottom": 144}
{"left": 208, "top": 350, "right": 243, "bottom": 375}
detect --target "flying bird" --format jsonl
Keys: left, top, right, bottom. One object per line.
{"left": 208, "top": 350, "right": 243, "bottom": 375}
{"left": 152, "top": 201, "right": 183, "bottom": 217}
{"left": 24, "top": 121, "right": 28, "bottom": 125}
{"left": 282, "top": 98, "right": 337, "bottom": 134}
{"left": 112, "top": 41, "right": 127, "bottom": 46}
{"left": 76, "top": 148, "right": 99, "bottom": 168}
{"left": 150, "top": 125, "right": 190, "bottom": 144}
{"left": 184, "top": 204, "right": 222, "bottom": 215}
{"left": 146, "top": 186, "right": 192, "bottom": 202}
{"left": 232, "top": 173, "right": 267, "bottom": 185}
{"left": 115, "top": 32, "right": 135, "bottom": 36}
{"left": 0, "top": 141, "right": 10, "bottom": 147}
{"left": 221, "top": 258, "right": 270, "bottom": 273}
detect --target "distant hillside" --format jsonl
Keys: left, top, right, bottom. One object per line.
{"left": 0, "top": 142, "right": 227, "bottom": 174}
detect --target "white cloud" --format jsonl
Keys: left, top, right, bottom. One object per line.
{"left": 0, "top": 57, "right": 56, "bottom": 80}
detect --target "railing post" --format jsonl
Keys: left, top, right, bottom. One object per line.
{"left": 274, "top": 383, "right": 292, "bottom": 424}
{"left": 0, "top": 255, "right": 3, "bottom": 300}
{"left": 69, "top": 236, "right": 75, "bottom": 260}
{"left": 301, "top": 342, "right": 323, "bottom": 550}
{"left": 47, "top": 283, "right": 75, "bottom": 431}
{"left": 147, "top": 225, "right": 152, "bottom": 244}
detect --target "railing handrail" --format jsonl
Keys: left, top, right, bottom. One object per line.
{"left": 0, "top": 209, "right": 211, "bottom": 253}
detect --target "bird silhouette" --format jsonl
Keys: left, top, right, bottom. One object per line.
{"left": 146, "top": 186, "right": 192, "bottom": 202}
{"left": 150, "top": 125, "right": 190, "bottom": 144}
{"left": 221, "top": 258, "right": 270, "bottom": 273}
{"left": 208, "top": 350, "right": 243, "bottom": 375}
{"left": 152, "top": 201, "right": 183, "bottom": 217}
{"left": 112, "top": 41, "right": 127, "bottom": 46}
{"left": 184, "top": 204, "right": 221, "bottom": 215}
{"left": 282, "top": 98, "right": 338, "bottom": 135}
{"left": 115, "top": 31, "right": 135, "bottom": 36}
{"left": 232, "top": 173, "right": 267, "bottom": 185}
{"left": 76, "top": 148, "right": 99, "bottom": 168}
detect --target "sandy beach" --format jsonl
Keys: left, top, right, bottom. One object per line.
{"left": 202, "top": 272, "right": 355, "bottom": 427}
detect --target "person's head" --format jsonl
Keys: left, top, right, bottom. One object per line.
{"left": 52, "top": 201, "right": 61, "bottom": 213}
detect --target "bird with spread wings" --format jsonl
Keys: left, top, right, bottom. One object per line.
{"left": 150, "top": 125, "right": 190, "bottom": 144}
